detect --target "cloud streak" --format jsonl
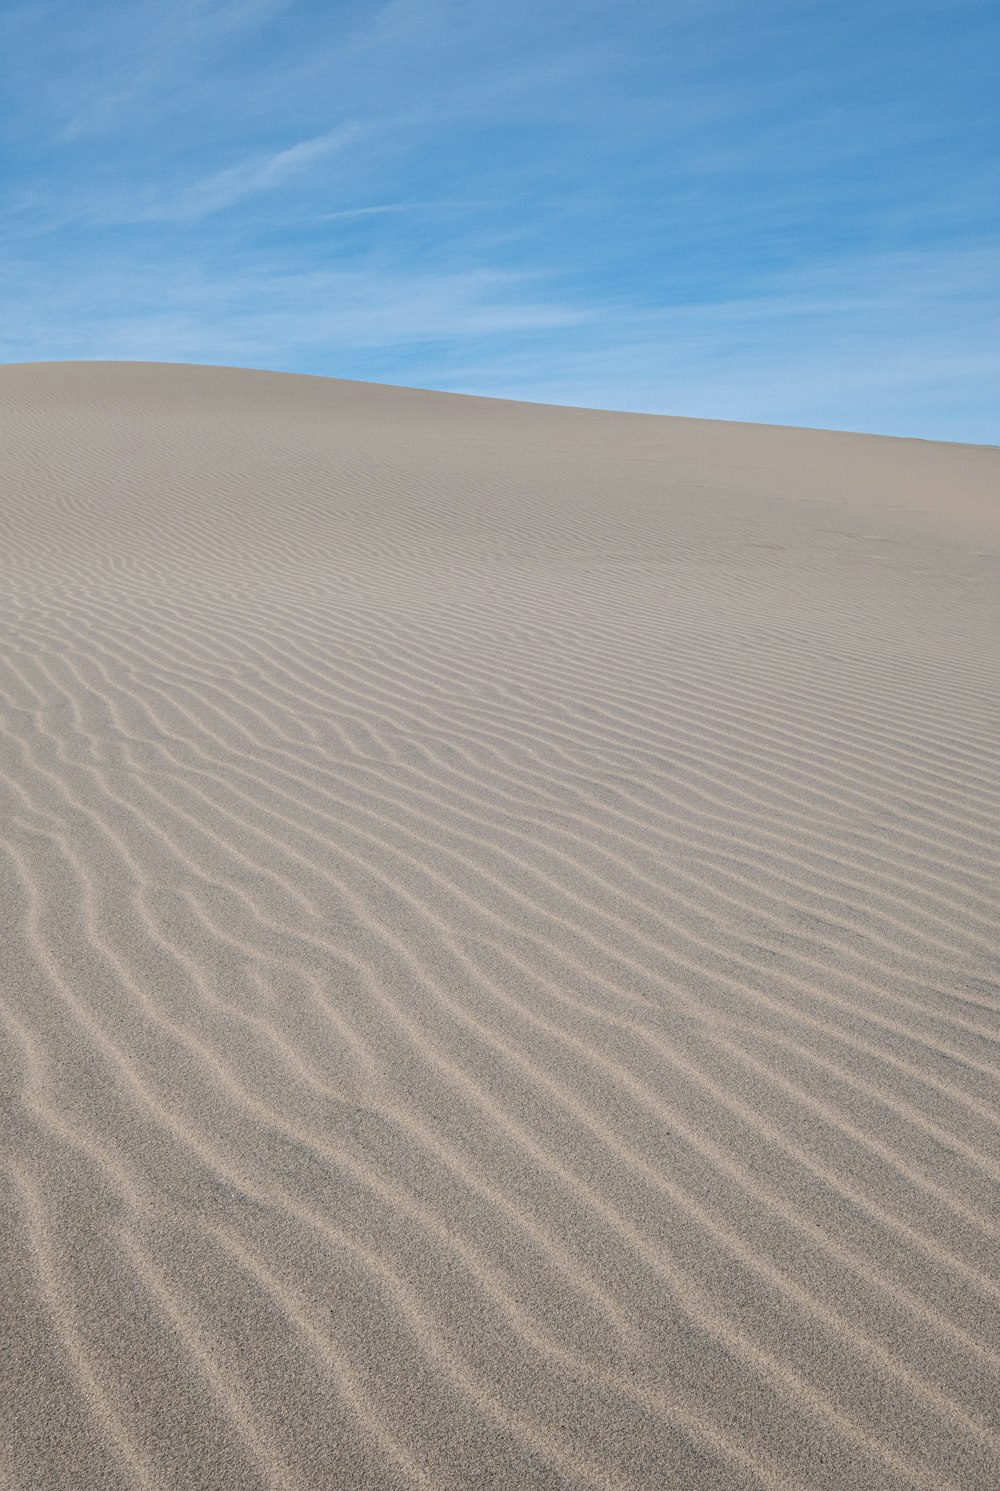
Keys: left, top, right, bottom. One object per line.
{"left": 136, "top": 126, "right": 362, "bottom": 220}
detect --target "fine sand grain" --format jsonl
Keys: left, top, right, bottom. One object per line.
{"left": 1, "top": 360, "right": 999, "bottom": 1491}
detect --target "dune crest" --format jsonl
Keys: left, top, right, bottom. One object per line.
{"left": 1, "top": 360, "right": 999, "bottom": 1490}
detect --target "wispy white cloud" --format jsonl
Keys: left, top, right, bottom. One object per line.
{"left": 0, "top": 256, "right": 592, "bottom": 369}
{"left": 313, "top": 204, "right": 429, "bottom": 222}
{"left": 422, "top": 243, "right": 1000, "bottom": 439}
{"left": 135, "top": 126, "right": 361, "bottom": 221}
{"left": 55, "top": 0, "right": 294, "bottom": 141}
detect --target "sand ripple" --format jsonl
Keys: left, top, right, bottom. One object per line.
{"left": 1, "top": 361, "right": 999, "bottom": 1489}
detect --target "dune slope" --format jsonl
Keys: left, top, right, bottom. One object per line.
{"left": 1, "top": 360, "right": 999, "bottom": 1490}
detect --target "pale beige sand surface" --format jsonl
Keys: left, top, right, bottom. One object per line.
{"left": 1, "top": 360, "right": 999, "bottom": 1491}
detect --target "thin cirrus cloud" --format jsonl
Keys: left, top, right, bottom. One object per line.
{"left": 133, "top": 126, "right": 363, "bottom": 222}
{"left": 1, "top": 0, "right": 998, "bottom": 441}
{"left": 431, "top": 246, "right": 1000, "bottom": 435}
{"left": 0, "top": 256, "right": 592, "bottom": 368}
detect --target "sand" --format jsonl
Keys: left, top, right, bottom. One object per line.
{"left": 0, "top": 360, "right": 998, "bottom": 1491}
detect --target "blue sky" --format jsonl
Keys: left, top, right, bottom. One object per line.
{"left": 2, "top": 0, "right": 998, "bottom": 440}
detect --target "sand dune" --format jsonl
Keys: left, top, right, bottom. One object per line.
{"left": 1, "top": 359, "right": 998, "bottom": 1490}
